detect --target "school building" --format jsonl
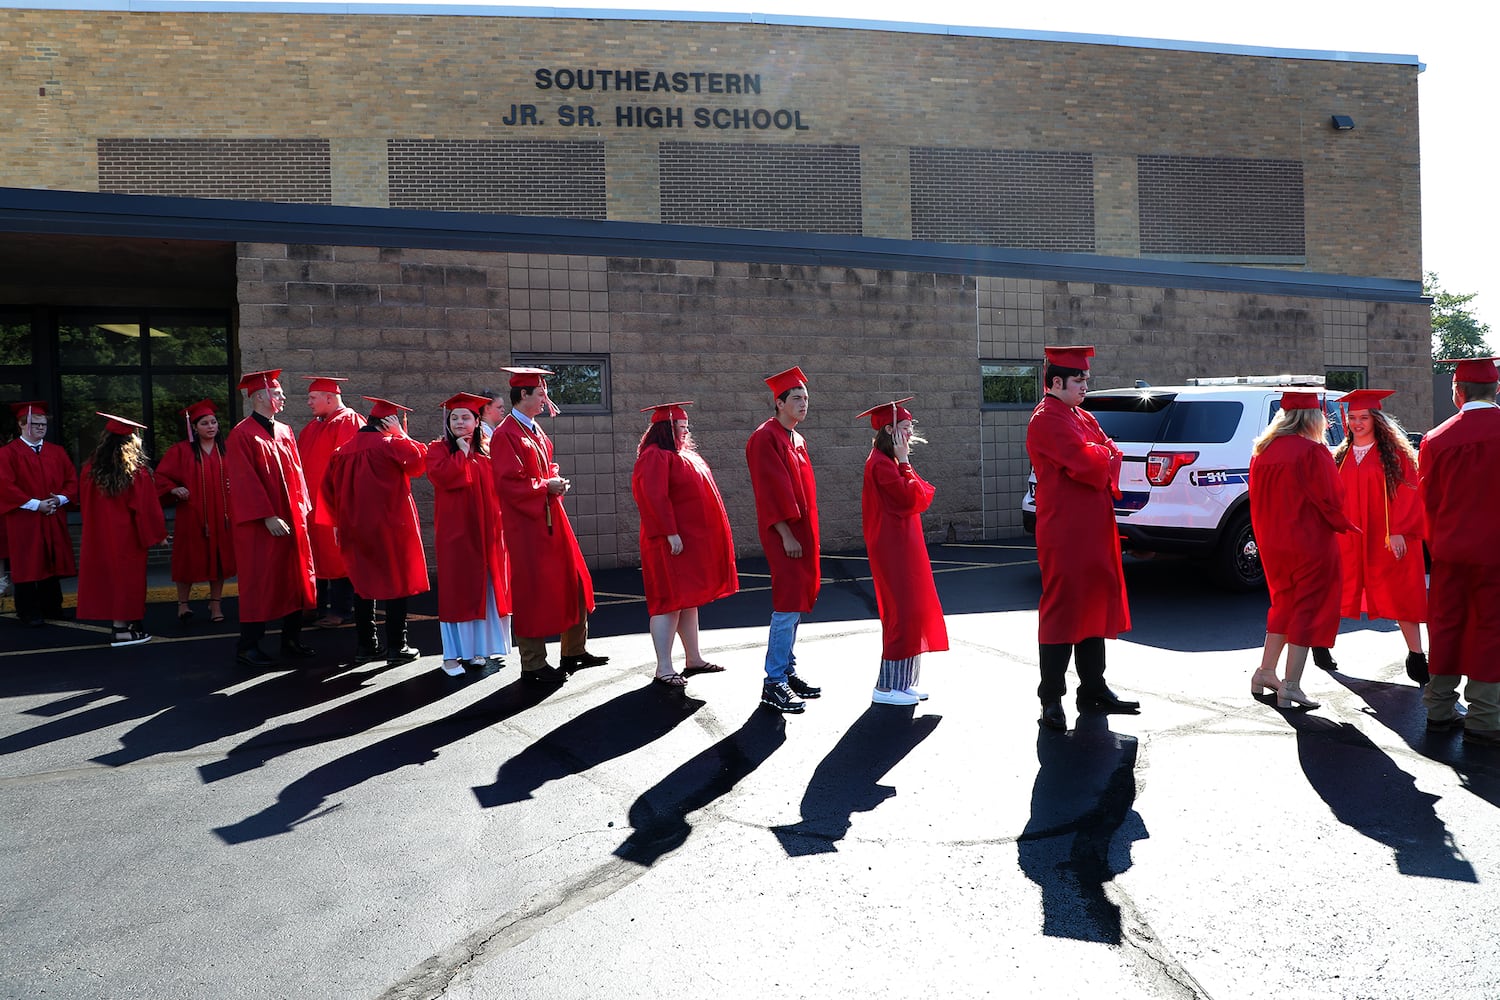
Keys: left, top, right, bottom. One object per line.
{"left": 0, "top": 3, "right": 1430, "bottom": 566}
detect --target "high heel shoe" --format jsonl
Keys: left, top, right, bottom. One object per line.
{"left": 1251, "top": 669, "right": 1281, "bottom": 698}
{"left": 1276, "top": 683, "right": 1320, "bottom": 710}
{"left": 208, "top": 600, "right": 225, "bottom": 623}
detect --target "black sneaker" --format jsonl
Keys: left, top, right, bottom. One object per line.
{"left": 785, "top": 674, "right": 821, "bottom": 699}
{"left": 761, "top": 681, "right": 806, "bottom": 714}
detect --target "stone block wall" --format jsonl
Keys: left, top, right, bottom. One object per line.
{"left": 238, "top": 241, "right": 1430, "bottom": 568}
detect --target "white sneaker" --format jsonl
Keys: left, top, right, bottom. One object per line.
{"left": 440, "top": 659, "right": 466, "bottom": 676}
{"left": 872, "top": 687, "right": 920, "bottom": 706}
{"left": 903, "top": 687, "right": 929, "bottom": 701}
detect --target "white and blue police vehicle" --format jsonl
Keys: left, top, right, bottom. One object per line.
{"left": 1022, "top": 375, "right": 1345, "bottom": 590}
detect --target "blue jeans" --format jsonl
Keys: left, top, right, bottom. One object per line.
{"left": 763, "top": 611, "right": 801, "bottom": 682}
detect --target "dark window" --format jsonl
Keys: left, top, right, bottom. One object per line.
{"left": 1083, "top": 392, "right": 1177, "bottom": 442}
{"left": 1159, "top": 401, "right": 1244, "bottom": 444}
{"left": 51, "top": 309, "right": 233, "bottom": 463}
{"left": 981, "top": 362, "right": 1040, "bottom": 409}
{"left": 1325, "top": 368, "right": 1367, "bottom": 392}
{"left": 513, "top": 354, "right": 611, "bottom": 415}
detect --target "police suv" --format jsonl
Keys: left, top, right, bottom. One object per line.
{"left": 1021, "top": 375, "right": 1345, "bottom": 590}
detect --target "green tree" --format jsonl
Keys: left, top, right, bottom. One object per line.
{"left": 1427, "top": 271, "right": 1492, "bottom": 371}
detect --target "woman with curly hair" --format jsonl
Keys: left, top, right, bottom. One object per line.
{"left": 425, "top": 392, "right": 512, "bottom": 677}
{"left": 77, "top": 413, "right": 168, "bottom": 647}
{"left": 155, "top": 399, "right": 235, "bottom": 623}
{"left": 1248, "top": 392, "right": 1357, "bottom": 709}
{"left": 1324, "top": 389, "right": 1429, "bottom": 684}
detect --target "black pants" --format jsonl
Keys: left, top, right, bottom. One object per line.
{"left": 1038, "top": 637, "right": 1107, "bottom": 703}
{"left": 316, "top": 577, "right": 354, "bottom": 618}
{"left": 238, "top": 612, "right": 304, "bottom": 653}
{"left": 13, "top": 577, "right": 65, "bottom": 622}
{"left": 354, "top": 596, "right": 408, "bottom": 653}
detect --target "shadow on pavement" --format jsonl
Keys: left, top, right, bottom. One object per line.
{"left": 1335, "top": 674, "right": 1500, "bottom": 812}
{"left": 1017, "top": 714, "right": 1145, "bottom": 944}
{"left": 614, "top": 707, "right": 788, "bottom": 867}
{"left": 194, "top": 665, "right": 485, "bottom": 782}
{"left": 771, "top": 704, "right": 941, "bottom": 856}
{"left": 214, "top": 677, "right": 556, "bottom": 844}
{"left": 1280, "top": 708, "right": 1477, "bottom": 882}
{"left": 472, "top": 682, "right": 705, "bottom": 808}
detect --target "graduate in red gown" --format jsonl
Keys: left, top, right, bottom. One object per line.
{"left": 491, "top": 367, "right": 605, "bottom": 684}
{"left": 225, "top": 369, "right": 317, "bottom": 667}
{"left": 76, "top": 413, "right": 167, "bottom": 647}
{"left": 859, "top": 398, "right": 948, "bottom": 706}
{"left": 0, "top": 401, "right": 78, "bottom": 626}
{"left": 1025, "top": 346, "right": 1135, "bottom": 731}
{"left": 297, "top": 375, "right": 364, "bottom": 628}
{"left": 1329, "top": 389, "right": 1428, "bottom": 683}
{"left": 746, "top": 366, "right": 823, "bottom": 714}
{"left": 425, "top": 392, "right": 512, "bottom": 677}
{"left": 1419, "top": 357, "right": 1500, "bottom": 745}
{"left": 1248, "top": 390, "right": 1357, "bottom": 710}
{"left": 155, "top": 399, "right": 235, "bottom": 623}
{"left": 630, "top": 401, "right": 738, "bottom": 687}
{"left": 321, "top": 396, "right": 428, "bottom": 666}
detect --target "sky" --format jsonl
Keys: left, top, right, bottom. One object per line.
{"left": 269, "top": 0, "right": 1498, "bottom": 330}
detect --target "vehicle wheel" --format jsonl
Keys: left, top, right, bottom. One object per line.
{"left": 1213, "top": 509, "right": 1263, "bottom": 591}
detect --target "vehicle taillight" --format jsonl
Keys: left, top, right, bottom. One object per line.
{"left": 1145, "top": 450, "right": 1199, "bottom": 486}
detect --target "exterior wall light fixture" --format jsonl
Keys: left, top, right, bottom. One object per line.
{"left": 1331, "top": 115, "right": 1356, "bottom": 130}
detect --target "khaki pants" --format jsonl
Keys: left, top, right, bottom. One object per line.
{"left": 1424, "top": 674, "right": 1500, "bottom": 731}
{"left": 517, "top": 587, "right": 589, "bottom": 672}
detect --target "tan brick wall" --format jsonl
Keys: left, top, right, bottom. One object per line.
{"left": 2, "top": 9, "right": 1421, "bottom": 279}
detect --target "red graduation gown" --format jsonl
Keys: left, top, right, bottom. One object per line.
{"left": 425, "top": 439, "right": 511, "bottom": 623}
{"left": 1336, "top": 448, "right": 1426, "bottom": 623}
{"left": 155, "top": 441, "right": 236, "bottom": 583}
{"left": 1025, "top": 395, "right": 1131, "bottom": 644}
{"left": 1249, "top": 434, "right": 1355, "bottom": 647}
{"left": 321, "top": 428, "right": 428, "bottom": 601}
{"left": 298, "top": 406, "right": 365, "bottom": 580}
{"left": 225, "top": 415, "right": 316, "bottom": 623}
{"left": 745, "top": 418, "right": 820, "bottom": 614}
{"left": 76, "top": 463, "right": 167, "bottom": 622}
{"left": 0, "top": 438, "right": 79, "bottom": 582}
{"left": 491, "top": 413, "right": 594, "bottom": 637}
{"left": 631, "top": 444, "right": 738, "bottom": 616}
{"left": 862, "top": 450, "right": 949, "bottom": 660}
{"left": 1419, "top": 405, "right": 1500, "bottom": 682}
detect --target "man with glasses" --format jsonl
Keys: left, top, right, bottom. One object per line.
{"left": 0, "top": 401, "right": 77, "bottom": 627}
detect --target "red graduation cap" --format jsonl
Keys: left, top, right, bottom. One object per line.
{"left": 1437, "top": 356, "right": 1500, "bottom": 384}
{"left": 237, "top": 369, "right": 282, "bottom": 393}
{"left": 1280, "top": 391, "right": 1323, "bottom": 411}
{"left": 441, "top": 392, "right": 492, "bottom": 415}
{"left": 300, "top": 375, "right": 349, "bottom": 394}
{"left": 764, "top": 366, "right": 810, "bottom": 396}
{"left": 10, "top": 400, "right": 48, "bottom": 421}
{"left": 1043, "top": 345, "right": 1095, "bottom": 371}
{"left": 854, "top": 396, "right": 916, "bottom": 431}
{"left": 98, "top": 411, "right": 148, "bottom": 435}
{"left": 640, "top": 400, "right": 694, "bottom": 424}
{"left": 362, "top": 396, "right": 412, "bottom": 420}
{"left": 181, "top": 399, "right": 219, "bottom": 441}
{"left": 1337, "top": 389, "right": 1395, "bottom": 412}
{"left": 503, "top": 366, "right": 554, "bottom": 389}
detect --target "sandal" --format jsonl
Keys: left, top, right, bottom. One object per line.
{"left": 653, "top": 671, "right": 688, "bottom": 687}
{"left": 682, "top": 661, "right": 725, "bottom": 676}
{"left": 208, "top": 600, "right": 226, "bottom": 623}
{"left": 178, "top": 603, "right": 194, "bottom": 622}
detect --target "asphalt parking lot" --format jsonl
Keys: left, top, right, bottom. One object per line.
{"left": 3, "top": 540, "right": 1496, "bottom": 1000}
